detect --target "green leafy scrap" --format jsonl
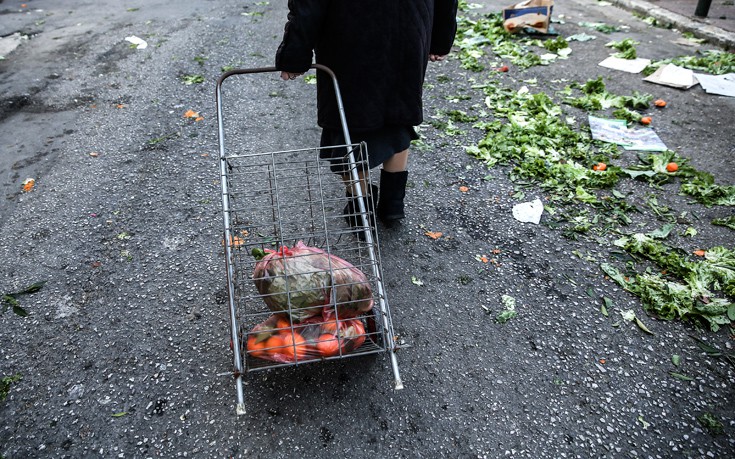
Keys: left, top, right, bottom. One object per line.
{"left": 697, "top": 412, "right": 725, "bottom": 435}
{"left": 579, "top": 22, "right": 621, "bottom": 33}
{"left": 2, "top": 281, "right": 46, "bottom": 317}
{"left": 644, "top": 50, "right": 735, "bottom": 76}
{"left": 445, "top": 109, "right": 479, "bottom": 123}
{"left": 712, "top": 215, "right": 735, "bottom": 230}
{"left": 496, "top": 294, "right": 518, "bottom": 323}
{"left": 564, "top": 78, "right": 654, "bottom": 112}
{"left": 620, "top": 151, "right": 693, "bottom": 183}
{"left": 680, "top": 172, "right": 735, "bottom": 207}
{"left": 1, "top": 374, "right": 21, "bottom": 402}
{"left": 581, "top": 77, "right": 606, "bottom": 95}
{"left": 602, "top": 235, "right": 734, "bottom": 330}
{"left": 543, "top": 36, "right": 569, "bottom": 53}
{"left": 702, "top": 247, "right": 735, "bottom": 297}
{"left": 669, "top": 371, "right": 694, "bottom": 381}
{"left": 620, "top": 91, "right": 653, "bottom": 110}
{"left": 605, "top": 39, "right": 639, "bottom": 59}
{"left": 455, "top": 13, "right": 552, "bottom": 72}
{"left": 690, "top": 334, "right": 735, "bottom": 367}
{"left": 634, "top": 14, "right": 660, "bottom": 27}
{"left": 429, "top": 118, "right": 464, "bottom": 136}
{"left": 180, "top": 74, "right": 205, "bottom": 85}
{"left": 612, "top": 107, "right": 642, "bottom": 124}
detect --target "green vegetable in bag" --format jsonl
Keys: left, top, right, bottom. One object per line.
{"left": 253, "top": 241, "right": 373, "bottom": 322}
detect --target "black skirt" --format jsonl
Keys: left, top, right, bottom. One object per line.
{"left": 319, "top": 125, "right": 419, "bottom": 174}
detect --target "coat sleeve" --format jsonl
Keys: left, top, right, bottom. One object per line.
{"left": 430, "top": 0, "right": 459, "bottom": 55}
{"left": 275, "top": 0, "right": 330, "bottom": 72}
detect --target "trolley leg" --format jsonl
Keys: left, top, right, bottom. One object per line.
{"left": 390, "top": 351, "right": 404, "bottom": 390}
{"left": 235, "top": 376, "right": 246, "bottom": 415}
{"left": 378, "top": 298, "right": 404, "bottom": 390}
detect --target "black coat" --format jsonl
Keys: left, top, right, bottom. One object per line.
{"left": 275, "top": 0, "right": 458, "bottom": 133}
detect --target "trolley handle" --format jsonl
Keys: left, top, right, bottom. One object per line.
{"left": 215, "top": 64, "right": 353, "bottom": 147}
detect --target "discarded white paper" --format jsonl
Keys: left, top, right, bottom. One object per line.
{"left": 125, "top": 36, "right": 148, "bottom": 49}
{"left": 512, "top": 198, "right": 544, "bottom": 224}
{"left": 694, "top": 73, "right": 735, "bottom": 98}
{"left": 643, "top": 64, "right": 697, "bottom": 89}
{"left": 598, "top": 56, "right": 651, "bottom": 74}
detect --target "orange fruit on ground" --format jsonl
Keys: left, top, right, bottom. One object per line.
{"left": 315, "top": 334, "right": 341, "bottom": 357}
{"left": 665, "top": 162, "right": 678, "bottom": 173}
{"left": 654, "top": 99, "right": 666, "bottom": 107}
{"left": 640, "top": 116, "right": 652, "bottom": 125}
{"left": 282, "top": 332, "right": 309, "bottom": 361}
{"left": 592, "top": 162, "right": 607, "bottom": 171}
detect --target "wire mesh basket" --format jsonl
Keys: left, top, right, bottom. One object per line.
{"left": 215, "top": 65, "right": 403, "bottom": 414}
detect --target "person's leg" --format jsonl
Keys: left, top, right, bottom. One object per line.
{"left": 342, "top": 170, "right": 378, "bottom": 235}
{"left": 377, "top": 149, "right": 409, "bottom": 224}
{"left": 343, "top": 171, "right": 372, "bottom": 198}
{"left": 382, "top": 149, "right": 408, "bottom": 172}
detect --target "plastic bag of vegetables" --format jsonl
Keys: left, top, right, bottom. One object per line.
{"left": 252, "top": 241, "right": 373, "bottom": 322}
{"left": 245, "top": 312, "right": 367, "bottom": 363}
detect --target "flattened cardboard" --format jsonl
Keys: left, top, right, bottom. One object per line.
{"left": 503, "top": 0, "right": 554, "bottom": 34}
{"left": 643, "top": 64, "right": 698, "bottom": 89}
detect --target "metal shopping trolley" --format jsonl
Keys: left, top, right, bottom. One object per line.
{"left": 215, "top": 65, "right": 403, "bottom": 415}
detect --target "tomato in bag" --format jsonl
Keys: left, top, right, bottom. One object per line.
{"left": 245, "top": 312, "right": 368, "bottom": 363}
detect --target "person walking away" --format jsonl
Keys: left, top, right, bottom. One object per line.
{"left": 275, "top": 0, "right": 458, "bottom": 227}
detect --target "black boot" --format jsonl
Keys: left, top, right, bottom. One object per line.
{"left": 344, "top": 184, "right": 379, "bottom": 233}
{"left": 377, "top": 170, "right": 408, "bottom": 224}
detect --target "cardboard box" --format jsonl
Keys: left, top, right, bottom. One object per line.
{"left": 503, "top": 0, "right": 554, "bottom": 34}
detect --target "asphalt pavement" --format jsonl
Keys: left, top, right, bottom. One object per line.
{"left": 1, "top": 1, "right": 734, "bottom": 458}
